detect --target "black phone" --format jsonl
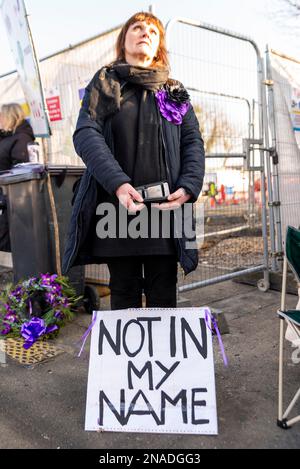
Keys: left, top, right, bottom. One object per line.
{"left": 135, "top": 181, "right": 170, "bottom": 204}
{"left": 142, "top": 196, "right": 169, "bottom": 204}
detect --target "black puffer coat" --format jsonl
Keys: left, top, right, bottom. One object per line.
{"left": 62, "top": 70, "right": 205, "bottom": 275}
{"left": 0, "top": 120, "right": 34, "bottom": 170}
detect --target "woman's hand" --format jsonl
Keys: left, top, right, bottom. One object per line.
{"left": 153, "top": 188, "right": 192, "bottom": 210}
{"left": 115, "top": 183, "right": 145, "bottom": 213}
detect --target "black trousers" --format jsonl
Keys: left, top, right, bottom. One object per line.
{"left": 107, "top": 255, "right": 178, "bottom": 310}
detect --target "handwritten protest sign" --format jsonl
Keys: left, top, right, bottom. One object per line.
{"left": 85, "top": 307, "right": 218, "bottom": 434}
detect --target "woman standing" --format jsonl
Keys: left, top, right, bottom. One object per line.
{"left": 63, "top": 11, "right": 205, "bottom": 309}
{"left": 0, "top": 103, "right": 35, "bottom": 251}
{"left": 0, "top": 103, "right": 34, "bottom": 170}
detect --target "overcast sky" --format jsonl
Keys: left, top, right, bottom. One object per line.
{"left": 0, "top": 0, "right": 299, "bottom": 76}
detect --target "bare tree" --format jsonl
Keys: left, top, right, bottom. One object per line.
{"left": 268, "top": 0, "right": 300, "bottom": 26}
{"left": 193, "top": 104, "right": 238, "bottom": 155}
{"left": 282, "top": 0, "right": 300, "bottom": 15}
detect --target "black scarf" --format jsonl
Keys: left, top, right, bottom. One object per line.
{"left": 89, "top": 62, "right": 169, "bottom": 186}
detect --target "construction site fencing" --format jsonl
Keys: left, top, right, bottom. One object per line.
{"left": 164, "top": 18, "right": 269, "bottom": 291}
{"left": 265, "top": 48, "right": 300, "bottom": 268}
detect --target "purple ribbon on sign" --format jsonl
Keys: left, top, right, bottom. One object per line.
{"left": 204, "top": 307, "right": 228, "bottom": 367}
{"left": 77, "top": 311, "right": 97, "bottom": 358}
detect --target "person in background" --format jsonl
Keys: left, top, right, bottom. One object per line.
{"left": 208, "top": 181, "right": 217, "bottom": 208}
{"left": 0, "top": 103, "right": 35, "bottom": 251}
{"left": 0, "top": 103, "right": 35, "bottom": 171}
{"left": 220, "top": 184, "right": 226, "bottom": 204}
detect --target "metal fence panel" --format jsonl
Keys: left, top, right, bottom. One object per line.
{"left": 266, "top": 49, "right": 300, "bottom": 253}
{"left": 165, "top": 18, "right": 269, "bottom": 290}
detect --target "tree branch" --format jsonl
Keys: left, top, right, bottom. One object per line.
{"left": 282, "top": 0, "right": 300, "bottom": 15}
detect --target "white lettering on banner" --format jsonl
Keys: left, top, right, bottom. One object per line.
{"left": 85, "top": 307, "right": 218, "bottom": 434}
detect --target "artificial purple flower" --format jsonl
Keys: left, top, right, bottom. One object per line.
{"left": 1, "top": 323, "right": 11, "bottom": 335}
{"left": 21, "top": 317, "right": 58, "bottom": 349}
{"left": 45, "top": 292, "right": 56, "bottom": 305}
{"left": 24, "top": 277, "right": 37, "bottom": 288}
{"left": 40, "top": 273, "right": 58, "bottom": 287}
{"left": 51, "top": 284, "right": 62, "bottom": 295}
{"left": 28, "top": 277, "right": 37, "bottom": 284}
{"left": 60, "top": 297, "right": 70, "bottom": 308}
{"left": 9, "top": 286, "right": 24, "bottom": 301}
{"left": 155, "top": 89, "right": 190, "bottom": 125}
{"left": 4, "top": 303, "right": 16, "bottom": 315}
{"left": 54, "top": 310, "right": 64, "bottom": 320}
{"left": 4, "top": 312, "right": 18, "bottom": 323}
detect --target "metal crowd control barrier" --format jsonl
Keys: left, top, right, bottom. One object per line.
{"left": 265, "top": 48, "right": 300, "bottom": 269}
{"left": 164, "top": 17, "right": 270, "bottom": 292}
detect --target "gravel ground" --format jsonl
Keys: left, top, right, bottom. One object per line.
{"left": 200, "top": 236, "right": 266, "bottom": 269}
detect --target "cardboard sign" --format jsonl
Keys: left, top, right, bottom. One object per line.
{"left": 85, "top": 308, "right": 218, "bottom": 434}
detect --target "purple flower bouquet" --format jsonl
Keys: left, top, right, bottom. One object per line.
{"left": 0, "top": 273, "right": 81, "bottom": 349}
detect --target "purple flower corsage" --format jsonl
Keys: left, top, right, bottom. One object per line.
{"left": 155, "top": 83, "right": 190, "bottom": 125}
